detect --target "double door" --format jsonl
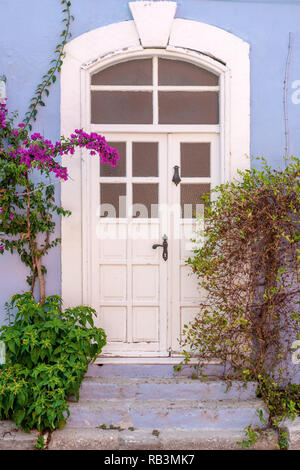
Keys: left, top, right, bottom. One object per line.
{"left": 88, "top": 133, "right": 219, "bottom": 357}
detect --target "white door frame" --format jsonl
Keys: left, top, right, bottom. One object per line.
{"left": 60, "top": 13, "right": 250, "bottom": 354}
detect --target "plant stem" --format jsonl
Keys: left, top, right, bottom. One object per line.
{"left": 24, "top": 1, "right": 73, "bottom": 129}
{"left": 25, "top": 179, "right": 37, "bottom": 294}
{"left": 36, "top": 256, "right": 46, "bottom": 304}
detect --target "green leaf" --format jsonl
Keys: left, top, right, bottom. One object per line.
{"left": 13, "top": 409, "right": 26, "bottom": 426}
{"left": 17, "top": 391, "right": 27, "bottom": 407}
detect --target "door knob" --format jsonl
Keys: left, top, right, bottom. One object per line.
{"left": 172, "top": 166, "right": 181, "bottom": 186}
{"left": 152, "top": 234, "right": 168, "bottom": 261}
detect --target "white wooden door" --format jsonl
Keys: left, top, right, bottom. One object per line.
{"left": 91, "top": 134, "right": 169, "bottom": 356}
{"left": 89, "top": 133, "right": 219, "bottom": 357}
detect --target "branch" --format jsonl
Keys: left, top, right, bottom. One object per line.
{"left": 23, "top": 1, "right": 74, "bottom": 130}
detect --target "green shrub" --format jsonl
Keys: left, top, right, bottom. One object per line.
{"left": 182, "top": 157, "right": 299, "bottom": 381}
{"left": 181, "top": 157, "right": 300, "bottom": 422}
{"left": 0, "top": 292, "right": 106, "bottom": 431}
{"left": 257, "top": 376, "right": 300, "bottom": 422}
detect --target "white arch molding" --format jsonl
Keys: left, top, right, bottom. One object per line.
{"left": 61, "top": 7, "right": 250, "bottom": 309}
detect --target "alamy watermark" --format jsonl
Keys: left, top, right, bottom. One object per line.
{"left": 291, "top": 80, "right": 300, "bottom": 104}
{"left": 96, "top": 199, "right": 205, "bottom": 250}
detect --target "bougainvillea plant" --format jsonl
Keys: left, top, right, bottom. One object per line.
{"left": 0, "top": 99, "right": 119, "bottom": 303}
{"left": 0, "top": 0, "right": 112, "bottom": 435}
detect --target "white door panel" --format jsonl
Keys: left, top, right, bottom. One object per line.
{"left": 87, "top": 132, "right": 219, "bottom": 357}
{"left": 89, "top": 134, "right": 168, "bottom": 356}
{"left": 168, "top": 134, "right": 219, "bottom": 353}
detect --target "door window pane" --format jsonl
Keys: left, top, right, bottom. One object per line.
{"left": 91, "top": 91, "right": 153, "bottom": 124}
{"left": 132, "top": 142, "right": 158, "bottom": 177}
{"left": 181, "top": 143, "right": 210, "bottom": 177}
{"left": 181, "top": 184, "right": 210, "bottom": 218}
{"left": 101, "top": 142, "right": 126, "bottom": 177}
{"left": 158, "top": 92, "right": 219, "bottom": 124}
{"left": 100, "top": 183, "right": 126, "bottom": 218}
{"left": 158, "top": 58, "right": 219, "bottom": 86}
{"left": 132, "top": 184, "right": 159, "bottom": 218}
{"left": 91, "top": 59, "right": 153, "bottom": 86}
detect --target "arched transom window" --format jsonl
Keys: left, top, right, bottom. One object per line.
{"left": 90, "top": 57, "right": 220, "bottom": 125}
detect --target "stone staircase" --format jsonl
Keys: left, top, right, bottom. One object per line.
{"left": 49, "top": 364, "right": 278, "bottom": 450}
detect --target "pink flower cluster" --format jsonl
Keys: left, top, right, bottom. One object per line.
{"left": 7, "top": 129, "right": 119, "bottom": 181}
{"left": 60, "top": 129, "right": 119, "bottom": 167}
{"left": 0, "top": 98, "right": 119, "bottom": 180}
{"left": 0, "top": 102, "right": 7, "bottom": 129}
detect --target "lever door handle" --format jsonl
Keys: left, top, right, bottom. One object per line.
{"left": 152, "top": 234, "right": 168, "bottom": 261}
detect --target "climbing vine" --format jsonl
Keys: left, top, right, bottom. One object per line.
{"left": 24, "top": 0, "right": 74, "bottom": 130}
{"left": 181, "top": 157, "right": 300, "bottom": 427}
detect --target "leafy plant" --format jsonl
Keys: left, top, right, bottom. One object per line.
{"left": 278, "top": 430, "right": 289, "bottom": 450}
{"left": 180, "top": 157, "right": 300, "bottom": 426}
{"left": 0, "top": 293, "right": 106, "bottom": 431}
{"left": 237, "top": 425, "right": 260, "bottom": 449}
{"left": 257, "top": 376, "right": 300, "bottom": 423}
{"left": 256, "top": 408, "right": 265, "bottom": 425}
{"left": 182, "top": 157, "right": 299, "bottom": 380}
{"left": 34, "top": 435, "right": 45, "bottom": 451}
{"left": 0, "top": 0, "right": 110, "bottom": 435}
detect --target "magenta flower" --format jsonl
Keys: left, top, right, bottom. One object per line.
{"left": 9, "top": 214, "right": 14, "bottom": 220}
{"left": 0, "top": 102, "right": 7, "bottom": 129}
{"left": 1, "top": 97, "right": 119, "bottom": 182}
{"left": 7, "top": 128, "right": 119, "bottom": 181}
{"left": 0, "top": 246, "right": 4, "bottom": 252}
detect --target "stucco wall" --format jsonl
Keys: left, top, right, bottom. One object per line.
{"left": 0, "top": 0, "right": 300, "bottom": 324}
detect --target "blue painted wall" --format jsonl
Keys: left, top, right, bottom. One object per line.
{"left": 0, "top": 0, "right": 300, "bottom": 325}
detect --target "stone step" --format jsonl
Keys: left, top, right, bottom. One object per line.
{"left": 87, "top": 363, "right": 227, "bottom": 378}
{"left": 279, "top": 417, "right": 300, "bottom": 450}
{"left": 48, "top": 427, "right": 278, "bottom": 450}
{"left": 77, "top": 377, "right": 257, "bottom": 401}
{"left": 66, "top": 398, "right": 268, "bottom": 430}
{"left": 0, "top": 421, "right": 39, "bottom": 450}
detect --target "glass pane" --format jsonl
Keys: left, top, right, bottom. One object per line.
{"left": 91, "top": 59, "right": 153, "bottom": 86}
{"left": 100, "top": 183, "right": 126, "bottom": 218}
{"left": 158, "top": 92, "right": 219, "bottom": 124}
{"left": 91, "top": 91, "right": 153, "bottom": 124}
{"left": 158, "top": 59, "right": 219, "bottom": 86}
{"left": 181, "top": 143, "right": 210, "bottom": 177}
{"left": 132, "top": 184, "right": 158, "bottom": 218}
{"left": 132, "top": 142, "right": 158, "bottom": 177}
{"left": 101, "top": 142, "right": 126, "bottom": 177}
{"left": 181, "top": 184, "right": 210, "bottom": 218}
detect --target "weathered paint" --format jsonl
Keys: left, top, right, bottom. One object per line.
{"left": 78, "top": 377, "right": 258, "bottom": 401}
{"left": 0, "top": 0, "right": 300, "bottom": 341}
{"left": 66, "top": 398, "right": 268, "bottom": 430}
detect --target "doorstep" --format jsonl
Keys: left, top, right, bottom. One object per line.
{"left": 48, "top": 427, "right": 279, "bottom": 451}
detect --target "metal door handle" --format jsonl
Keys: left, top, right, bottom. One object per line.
{"left": 152, "top": 234, "right": 168, "bottom": 261}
